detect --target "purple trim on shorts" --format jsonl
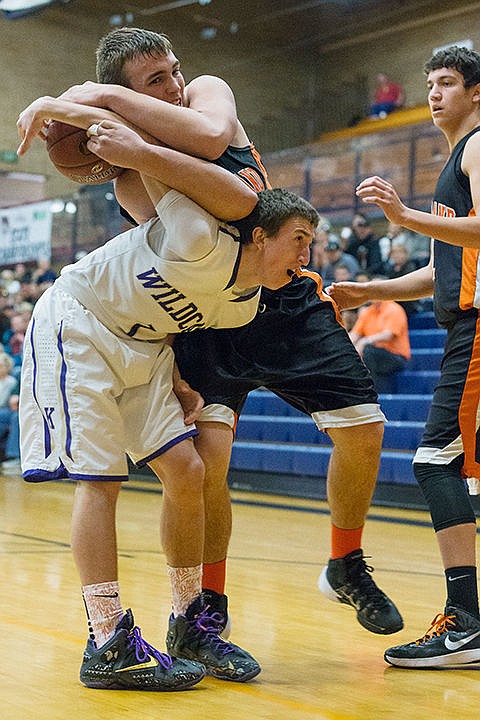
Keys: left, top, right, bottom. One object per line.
{"left": 23, "top": 464, "right": 128, "bottom": 483}
{"left": 28, "top": 319, "right": 53, "bottom": 458}
{"left": 136, "top": 428, "right": 199, "bottom": 467}
{"left": 56, "top": 321, "right": 73, "bottom": 460}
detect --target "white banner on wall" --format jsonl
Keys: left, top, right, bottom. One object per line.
{"left": 0, "top": 201, "right": 52, "bottom": 265}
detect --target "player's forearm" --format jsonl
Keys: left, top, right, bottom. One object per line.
{"left": 401, "top": 207, "right": 480, "bottom": 249}
{"left": 103, "top": 86, "right": 231, "bottom": 159}
{"left": 42, "top": 98, "right": 121, "bottom": 130}
{"left": 137, "top": 144, "right": 257, "bottom": 220}
{"left": 366, "top": 263, "right": 433, "bottom": 302}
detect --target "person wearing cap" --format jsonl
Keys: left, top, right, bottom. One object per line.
{"left": 321, "top": 236, "right": 360, "bottom": 286}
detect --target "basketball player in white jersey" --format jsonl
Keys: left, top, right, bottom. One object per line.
{"left": 16, "top": 115, "right": 318, "bottom": 688}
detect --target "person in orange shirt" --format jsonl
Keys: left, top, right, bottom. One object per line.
{"left": 349, "top": 299, "right": 410, "bottom": 393}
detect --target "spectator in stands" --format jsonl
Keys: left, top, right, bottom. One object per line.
{"left": 369, "top": 73, "right": 405, "bottom": 120}
{"left": 0, "top": 351, "right": 20, "bottom": 470}
{"left": 349, "top": 296, "right": 410, "bottom": 393}
{"left": 378, "top": 221, "right": 431, "bottom": 268}
{"left": 308, "top": 217, "right": 331, "bottom": 274}
{"left": 32, "top": 258, "right": 57, "bottom": 289}
{"left": 346, "top": 213, "right": 384, "bottom": 275}
{"left": 384, "top": 243, "right": 421, "bottom": 316}
{"left": 321, "top": 236, "right": 360, "bottom": 286}
{"left": 333, "top": 262, "right": 354, "bottom": 283}
{"left": 341, "top": 308, "right": 358, "bottom": 332}
{"left": 13, "top": 262, "right": 33, "bottom": 284}
{"left": 2, "top": 310, "right": 31, "bottom": 379}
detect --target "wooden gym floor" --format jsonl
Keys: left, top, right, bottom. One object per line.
{"left": 2, "top": 472, "right": 480, "bottom": 720}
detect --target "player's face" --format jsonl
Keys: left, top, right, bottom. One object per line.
{"left": 427, "top": 67, "right": 477, "bottom": 128}
{"left": 260, "top": 217, "right": 314, "bottom": 289}
{"left": 122, "top": 51, "right": 186, "bottom": 105}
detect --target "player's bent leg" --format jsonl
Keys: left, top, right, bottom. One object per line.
{"left": 149, "top": 438, "right": 206, "bottom": 568}
{"left": 318, "top": 422, "right": 403, "bottom": 634}
{"left": 195, "top": 420, "right": 233, "bottom": 638}
{"left": 71, "top": 480, "right": 121, "bottom": 584}
{"left": 326, "top": 421, "right": 383, "bottom": 529}
{"left": 72, "top": 481, "right": 205, "bottom": 690}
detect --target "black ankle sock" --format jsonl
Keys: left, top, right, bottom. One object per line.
{"left": 445, "top": 566, "right": 479, "bottom": 617}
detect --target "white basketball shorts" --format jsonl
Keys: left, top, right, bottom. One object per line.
{"left": 20, "top": 287, "right": 197, "bottom": 482}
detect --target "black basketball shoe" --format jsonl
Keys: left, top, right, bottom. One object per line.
{"left": 80, "top": 609, "right": 205, "bottom": 690}
{"left": 385, "top": 606, "right": 480, "bottom": 667}
{"left": 166, "top": 592, "right": 260, "bottom": 682}
{"left": 318, "top": 548, "right": 403, "bottom": 634}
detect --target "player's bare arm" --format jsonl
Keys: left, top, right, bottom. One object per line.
{"left": 16, "top": 96, "right": 128, "bottom": 156}
{"left": 87, "top": 120, "right": 257, "bottom": 220}
{"left": 356, "top": 173, "right": 480, "bottom": 248}
{"left": 60, "top": 75, "right": 239, "bottom": 160}
{"left": 328, "top": 260, "right": 434, "bottom": 310}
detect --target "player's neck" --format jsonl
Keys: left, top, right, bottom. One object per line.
{"left": 442, "top": 116, "right": 480, "bottom": 152}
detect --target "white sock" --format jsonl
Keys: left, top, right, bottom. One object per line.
{"left": 167, "top": 565, "right": 202, "bottom": 616}
{"left": 82, "top": 580, "right": 123, "bottom": 648}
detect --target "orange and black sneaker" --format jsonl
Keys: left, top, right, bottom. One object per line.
{"left": 385, "top": 606, "right": 480, "bottom": 668}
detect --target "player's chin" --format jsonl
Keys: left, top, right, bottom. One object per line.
{"left": 264, "top": 272, "right": 295, "bottom": 290}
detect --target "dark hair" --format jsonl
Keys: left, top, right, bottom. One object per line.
{"left": 424, "top": 46, "right": 480, "bottom": 88}
{"left": 96, "top": 27, "right": 173, "bottom": 85}
{"left": 237, "top": 188, "right": 318, "bottom": 243}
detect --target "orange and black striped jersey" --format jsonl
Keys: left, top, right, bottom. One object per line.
{"left": 213, "top": 143, "right": 271, "bottom": 192}
{"left": 432, "top": 126, "right": 480, "bottom": 327}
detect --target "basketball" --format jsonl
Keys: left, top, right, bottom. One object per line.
{"left": 45, "top": 121, "right": 123, "bottom": 185}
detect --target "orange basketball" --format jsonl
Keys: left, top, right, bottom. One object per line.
{"left": 45, "top": 121, "right": 123, "bottom": 185}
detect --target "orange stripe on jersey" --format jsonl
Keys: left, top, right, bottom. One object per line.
{"left": 459, "top": 313, "right": 480, "bottom": 478}
{"left": 296, "top": 268, "right": 344, "bottom": 325}
{"left": 250, "top": 144, "right": 272, "bottom": 189}
{"left": 459, "top": 208, "right": 480, "bottom": 311}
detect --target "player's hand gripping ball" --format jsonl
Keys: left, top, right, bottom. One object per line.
{"left": 45, "top": 121, "right": 123, "bottom": 185}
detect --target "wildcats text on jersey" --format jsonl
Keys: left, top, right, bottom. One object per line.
{"left": 136, "top": 266, "right": 206, "bottom": 333}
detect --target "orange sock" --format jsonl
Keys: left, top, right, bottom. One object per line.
{"left": 330, "top": 524, "right": 364, "bottom": 559}
{"left": 202, "top": 559, "right": 226, "bottom": 595}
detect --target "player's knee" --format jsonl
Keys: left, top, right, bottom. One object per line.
{"left": 163, "top": 452, "right": 206, "bottom": 499}
{"left": 413, "top": 461, "right": 476, "bottom": 530}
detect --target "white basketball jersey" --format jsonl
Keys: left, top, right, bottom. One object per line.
{"left": 57, "top": 190, "right": 260, "bottom": 340}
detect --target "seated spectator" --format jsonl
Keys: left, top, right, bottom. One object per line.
{"left": 341, "top": 308, "right": 358, "bottom": 332}
{"left": 349, "top": 297, "right": 411, "bottom": 394}
{"left": 369, "top": 73, "right": 405, "bottom": 119}
{"left": 32, "top": 258, "right": 57, "bottom": 288}
{"left": 0, "top": 351, "right": 20, "bottom": 469}
{"left": 378, "top": 221, "right": 431, "bottom": 268}
{"left": 2, "top": 310, "right": 31, "bottom": 379}
{"left": 333, "top": 262, "right": 354, "bottom": 283}
{"left": 346, "top": 214, "right": 384, "bottom": 276}
{"left": 384, "top": 243, "right": 421, "bottom": 315}
{"left": 308, "top": 217, "right": 331, "bottom": 274}
{"left": 321, "top": 236, "right": 360, "bottom": 286}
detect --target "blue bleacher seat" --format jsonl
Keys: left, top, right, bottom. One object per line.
{"left": 409, "top": 329, "right": 446, "bottom": 349}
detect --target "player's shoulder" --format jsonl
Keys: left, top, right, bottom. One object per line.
{"left": 185, "top": 75, "right": 234, "bottom": 102}
{"left": 460, "top": 125, "right": 480, "bottom": 176}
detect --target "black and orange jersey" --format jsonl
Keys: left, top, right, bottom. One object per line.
{"left": 213, "top": 143, "right": 271, "bottom": 192}
{"left": 120, "top": 143, "right": 270, "bottom": 226}
{"left": 432, "top": 126, "right": 480, "bottom": 326}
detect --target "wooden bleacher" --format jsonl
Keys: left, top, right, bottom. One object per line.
{"left": 264, "top": 104, "right": 448, "bottom": 222}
